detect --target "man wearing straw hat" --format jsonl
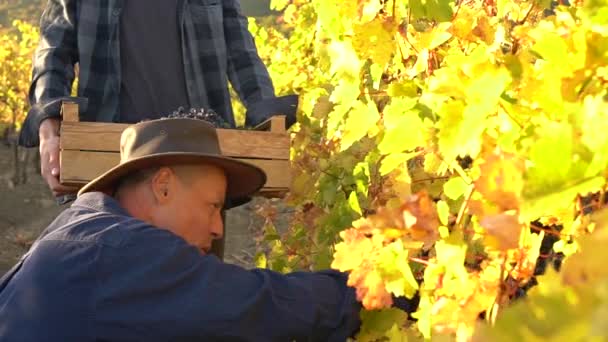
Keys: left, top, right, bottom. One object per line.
{"left": 0, "top": 117, "right": 362, "bottom": 341}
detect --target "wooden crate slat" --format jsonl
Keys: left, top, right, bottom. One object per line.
{"left": 60, "top": 150, "right": 118, "bottom": 184}
{"left": 60, "top": 122, "right": 290, "bottom": 160}
{"left": 217, "top": 129, "right": 289, "bottom": 160}
{"left": 60, "top": 150, "right": 291, "bottom": 190}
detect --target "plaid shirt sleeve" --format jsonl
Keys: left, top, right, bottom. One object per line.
{"left": 222, "top": 0, "right": 275, "bottom": 106}
{"left": 18, "top": 0, "right": 81, "bottom": 147}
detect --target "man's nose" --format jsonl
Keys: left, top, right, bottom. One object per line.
{"left": 211, "top": 210, "right": 224, "bottom": 239}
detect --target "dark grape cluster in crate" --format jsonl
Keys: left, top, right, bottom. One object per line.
{"left": 164, "top": 106, "right": 231, "bottom": 128}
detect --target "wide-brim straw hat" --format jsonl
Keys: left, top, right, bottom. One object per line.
{"left": 77, "top": 118, "right": 267, "bottom": 203}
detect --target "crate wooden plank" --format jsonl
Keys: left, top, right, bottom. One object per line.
{"left": 60, "top": 122, "right": 290, "bottom": 160}
{"left": 60, "top": 150, "right": 118, "bottom": 184}
{"left": 61, "top": 102, "right": 79, "bottom": 122}
{"left": 60, "top": 150, "right": 291, "bottom": 190}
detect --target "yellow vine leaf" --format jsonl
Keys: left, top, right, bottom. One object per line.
{"left": 443, "top": 177, "right": 469, "bottom": 201}
{"left": 333, "top": 229, "right": 375, "bottom": 272}
{"left": 377, "top": 239, "right": 419, "bottom": 299}
{"left": 328, "top": 40, "right": 361, "bottom": 79}
{"left": 358, "top": 0, "right": 383, "bottom": 23}
{"left": 352, "top": 18, "right": 396, "bottom": 67}
{"left": 339, "top": 100, "right": 380, "bottom": 151}
{"left": 414, "top": 22, "right": 453, "bottom": 51}
{"left": 332, "top": 191, "right": 440, "bottom": 309}
{"left": 379, "top": 97, "right": 426, "bottom": 154}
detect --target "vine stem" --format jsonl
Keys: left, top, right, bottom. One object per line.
{"left": 452, "top": 0, "right": 464, "bottom": 20}
{"left": 402, "top": 7, "right": 419, "bottom": 54}
{"left": 456, "top": 184, "right": 475, "bottom": 229}
{"left": 410, "top": 257, "right": 433, "bottom": 266}
{"left": 452, "top": 161, "right": 473, "bottom": 185}
{"left": 487, "top": 256, "right": 507, "bottom": 325}
{"left": 499, "top": 102, "right": 524, "bottom": 129}
{"left": 519, "top": 3, "right": 536, "bottom": 25}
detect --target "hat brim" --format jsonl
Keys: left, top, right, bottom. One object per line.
{"left": 77, "top": 153, "right": 267, "bottom": 204}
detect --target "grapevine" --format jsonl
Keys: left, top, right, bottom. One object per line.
{"left": 251, "top": 0, "right": 608, "bottom": 340}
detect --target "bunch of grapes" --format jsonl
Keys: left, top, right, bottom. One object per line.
{"left": 164, "top": 106, "right": 231, "bottom": 128}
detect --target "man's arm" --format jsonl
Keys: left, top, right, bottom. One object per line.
{"left": 19, "top": 0, "right": 78, "bottom": 148}
{"left": 96, "top": 226, "right": 361, "bottom": 341}
{"left": 222, "top": 0, "right": 275, "bottom": 107}
{"left": 18, "top": 0, "right": 81, "bottom": 196}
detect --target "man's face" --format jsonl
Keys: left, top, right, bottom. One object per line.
{"left": 154, "top": 165, "right": 227, "bottom": 254}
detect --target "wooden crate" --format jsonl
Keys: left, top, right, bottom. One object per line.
{"left": 59, "top": 102, "right": 291, "bottom": 197}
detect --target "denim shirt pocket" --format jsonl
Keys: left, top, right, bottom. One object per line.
{"left": 187, "top": 0, "right": 227, "bottom": 56}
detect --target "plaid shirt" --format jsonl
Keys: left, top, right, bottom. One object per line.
{"left": 19, "top": 0, "right": 275, "bottom": 147}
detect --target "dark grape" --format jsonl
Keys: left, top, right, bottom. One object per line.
{"left": 163, "top": 106, "right": 231, "bottom": 128}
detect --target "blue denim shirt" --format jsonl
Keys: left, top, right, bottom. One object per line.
{"left": 0, "top": 192, "right": 360, "bottom": 341}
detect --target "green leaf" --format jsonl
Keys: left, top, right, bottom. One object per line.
{"left": 354, "top": 161, "right": 371, "bottom": 195}
{"left": 437, "top": 200, "right": 450, "bottom": 226}
{"left": 387, "top": 81, "right": 419, "bottom": 98}
{"left": 319, "top": 176, "right": 340, "bottom": 205}
{"left": 385, "top": 323, "right": 409, "bottom": 342}
{"left": 409, "top": 0, "right": 455, "bottom": 22}
{"left": 270, "top": 0, "right": 290, "bottom": 11}
{"left": 340, "top": 100, "right": 380, "bottom": 151}
{"left": 443, "top": 177, "right": 468, "bottom": 200}
{"left": 254, "top": 252, "right": 267, "bottom": 269}
{"left": 312, "top": 247, "right": 333, "bottom": 270}
{"left": 348, "top": 191, "right": 363, "bottom": 216}
{"left": 357, "top": 308, "right": 409, "bottom": 342}
{"left": 534, "top": 0, "right": 553, "bottom": 9}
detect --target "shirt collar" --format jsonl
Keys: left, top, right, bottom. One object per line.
{"left": 72, "top": 192, "right": 132, "bottom": 217}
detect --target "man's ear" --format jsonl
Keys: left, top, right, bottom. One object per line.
{"left": 150, "top": 167, "right": 174, "bottom": 204}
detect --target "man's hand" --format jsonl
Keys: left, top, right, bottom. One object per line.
{"left": 244, "top": 95, "right": 299, "bottom": 129}
{"left": 39, "top": 118, "right": 78, "bottom": 197}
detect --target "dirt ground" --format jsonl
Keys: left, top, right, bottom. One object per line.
{"left": 0, "top": 144, "right": 290, "bottom": 276}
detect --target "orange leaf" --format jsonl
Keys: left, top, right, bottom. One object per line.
{"left": 479, "top": 211, "right": 524, "bottom": 250}
{"left": 474, "top": 151, "right": 525, "bottom": 211}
